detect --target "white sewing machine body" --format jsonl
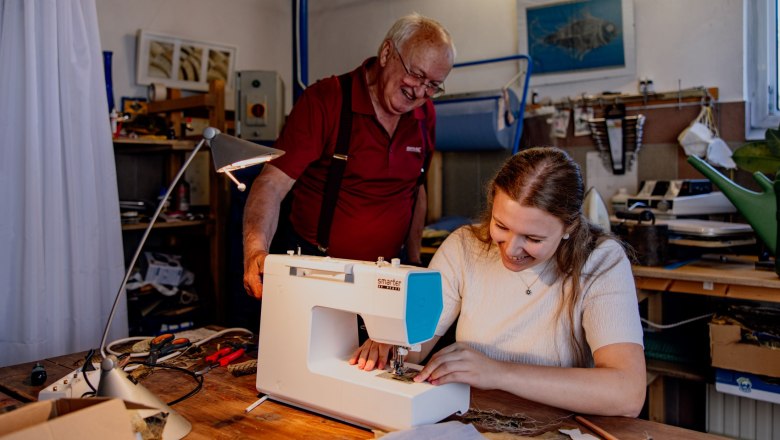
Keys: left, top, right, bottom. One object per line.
{"left": 256, "top": 254, "right": 470, "bottom": 431}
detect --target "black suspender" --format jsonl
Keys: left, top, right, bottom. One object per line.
{"left": 315, "top": 73, "right": 429, "bottom": 254}
{"left": 316, "top": 73, "right": 352, "bottom": 253}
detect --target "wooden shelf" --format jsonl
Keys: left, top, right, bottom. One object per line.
{"left": 113, "top": 138, "right": 197, "bottom": 152}
{"left": 147, "top": 92, "right": 220, "bottom": 113}
{"left": 113, "top": 79, "right": 229, "bottom": 331}
{"left": 646, "top": 358, "right": 709, "bottom": 383}
{"left": 121, "top": 219, "right": 209, "bottom": 231}
{"left": 633, "top": 259, "right": 780, "bottom": 303}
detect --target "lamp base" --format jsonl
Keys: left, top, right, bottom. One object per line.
{"left": 97, "top": 356, "right": 191, "bottom": 440}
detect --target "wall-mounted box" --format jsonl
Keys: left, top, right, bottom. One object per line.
{"left": 235, "top": 70, "right": 284, "bottom": 142}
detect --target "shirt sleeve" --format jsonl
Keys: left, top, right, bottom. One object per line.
{"left": 429, "top": 228, "right": 468, "bottom": 336}
{"left": 580, "top": 240, "right": 644, "bottom": 352}
{"left": 270, "top": 77, "right": 339, "bottom": 180}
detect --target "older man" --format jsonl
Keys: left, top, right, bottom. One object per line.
{"left": 243, "top": 13, "right": 455, "bottom": 298}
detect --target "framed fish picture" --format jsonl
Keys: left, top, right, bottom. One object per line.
{"left": 517, "top": 0, "right": 636, "bottom": 85}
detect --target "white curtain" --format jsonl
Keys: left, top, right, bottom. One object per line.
{"left": 0, "top": 0, "right": 127, "bottom": 367}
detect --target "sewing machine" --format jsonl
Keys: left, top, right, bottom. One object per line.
{"left": 256, "top": 253, "right": 470, "bottom": 431}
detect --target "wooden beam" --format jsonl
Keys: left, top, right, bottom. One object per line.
{"left": 148, "top": 93, "right": 217, "bottom": 113}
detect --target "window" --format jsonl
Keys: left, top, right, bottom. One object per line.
{"left": 747, "top": 0, "right": 779, "bottom": 139}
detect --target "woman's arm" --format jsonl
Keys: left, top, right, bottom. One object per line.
{"left": 414, "top": 341, "right": 646, "bottom": 417}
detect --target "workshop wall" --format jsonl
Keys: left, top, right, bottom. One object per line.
{"left": 96, "top": 0, "right": 292, "bottom": 112}
{"left": 96, "top": 0, "right": 744, "bottom": 120}
{"left": 307, "top": 0, "right": 748, "bottom": 218}
{"left": 95, "top": 0, "right": 751, "bottom": 218}
{"left": 308, "top": 0, "right": 744, "bottom": 103}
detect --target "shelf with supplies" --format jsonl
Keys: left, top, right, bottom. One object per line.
{"left": 634, "top": 257, "right": 780, "bottom": 431}
{"left": 113, "top": 79, "right": 229, "bottom": 336}
{"left": 113, "top": 137, "right": 197, "bottom": 152}
{"left": 120, "top": 219, "right": 210, "bottom": 232}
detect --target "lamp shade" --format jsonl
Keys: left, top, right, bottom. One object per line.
{"left": 203, "top": 127, "right": 285, "bottom": 172}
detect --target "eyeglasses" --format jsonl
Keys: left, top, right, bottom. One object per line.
{"left": 393, "top": 45, "right": 445, "bottom": 99}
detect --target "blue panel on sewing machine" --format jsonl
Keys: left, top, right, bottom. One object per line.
{"left": 434, "top": 89, "right": 520, "bottom": 152}
{"left": 405, "top": 272, "right": 443, "bottom": 344}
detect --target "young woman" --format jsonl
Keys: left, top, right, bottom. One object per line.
{"left": 350, "top": 147, "right": 646, "bottom": 417}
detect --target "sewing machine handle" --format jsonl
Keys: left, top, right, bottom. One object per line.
{"left": 287, "top": 258, "right": 354, "bottom": 275}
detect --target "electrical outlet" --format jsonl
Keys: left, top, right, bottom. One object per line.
{"left": 38, "top": 364, "right": 101, "bottom": 400}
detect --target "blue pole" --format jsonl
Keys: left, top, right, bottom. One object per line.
{"left": 293, "top": 0, "right": 309, "bottom": 101}
{"left": 452, "top": 54, "right": 533, "bottom": 154}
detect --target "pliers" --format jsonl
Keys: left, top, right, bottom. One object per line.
{"left": 195, "top": 345, "right": 246, "bottom": 376}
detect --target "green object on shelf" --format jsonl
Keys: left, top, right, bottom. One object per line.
{"left": 687, "top": 155, "right": 779, "bottom": 276}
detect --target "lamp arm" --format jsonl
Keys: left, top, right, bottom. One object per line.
{"left": 99, "top": 137, "right": 208, "bottom": 357}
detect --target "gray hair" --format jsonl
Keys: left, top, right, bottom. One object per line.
{"left": 379, "top": 12, "right": 456, "bottom": 60}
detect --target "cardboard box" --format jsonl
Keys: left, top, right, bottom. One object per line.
{"left": 709, "top": 323, "right": 780, "bottom": 377}
{"left": 0, "top": 398, "right": 156, "bottom": 440}
{"left": 715, "top": 368, "right": 780, "bottom": 404}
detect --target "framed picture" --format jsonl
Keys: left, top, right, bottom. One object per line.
{"left": 135, "top": 30, "right": 237, "bottom": 92}
{"left": 517, "top": 0, "right": 635, "bottom": 85}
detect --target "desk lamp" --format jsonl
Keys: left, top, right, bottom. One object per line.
{"left": 97, "top": 127, "right": 283, "bottom": 439}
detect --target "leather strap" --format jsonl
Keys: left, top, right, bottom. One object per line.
{"left": 316, "top": 73, "right": 352, "bottom": 253}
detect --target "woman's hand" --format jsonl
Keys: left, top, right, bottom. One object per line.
{"left": 348, "top": 339, "right": 394, "bottom": 371}
{"left": 414, "top": 342, "right": 502, "bottom": 389}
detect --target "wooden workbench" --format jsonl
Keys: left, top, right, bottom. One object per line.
{"left": 633, "top": 258, "right": 780, "bottom": 425}
{"left": 0, "top": 344, "right": 725, "bottom": 439}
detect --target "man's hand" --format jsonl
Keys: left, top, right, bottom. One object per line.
{"left": 349, "top": 339, "right": 394, "bottom": 371}
{"left": 242, "top": 164, "right": 296, "bottom": 299}
{"left": 243, "top": 250, "right": 269, "bottom": 299}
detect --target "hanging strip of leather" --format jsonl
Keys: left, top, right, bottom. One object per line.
{"left": 316, "top": 73, "right": 352, "bottom": 253}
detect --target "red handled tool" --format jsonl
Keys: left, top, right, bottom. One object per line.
{"left": 204, "top": 346, "right": 233, "bottom": 363}
{"left": 148, "top": 333, "right": 191, "bottom": 364}
{"left": 159, "top": 337, "right": 191, "bottom": 356}
{"left": 196, "top": 346, "right": 246, "bottom": 376}
{"left": 148, "top": 333, "right": 174, "bottom": 364}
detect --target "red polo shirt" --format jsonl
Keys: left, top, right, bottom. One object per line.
{"left": 271, "top": 57, "right": 436, "bottom": 261}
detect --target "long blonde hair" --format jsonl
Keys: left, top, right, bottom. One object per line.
{"left": 470, "top": 147, "right": 620, "bottom": 366}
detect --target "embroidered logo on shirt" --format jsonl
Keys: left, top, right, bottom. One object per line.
{"left": 406, "top": 145, "right": 422, "bottom": 154}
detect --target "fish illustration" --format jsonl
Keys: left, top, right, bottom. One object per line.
{"left": 542, "top": 13, "right": 619, "bottom": 61}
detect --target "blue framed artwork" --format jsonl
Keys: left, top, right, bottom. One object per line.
{"left": 518, "top": 0, "right": 635, "bottom": 85}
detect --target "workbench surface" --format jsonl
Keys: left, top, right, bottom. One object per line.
{"left": 0, "top": 334, "right": 725, "bottom": 439}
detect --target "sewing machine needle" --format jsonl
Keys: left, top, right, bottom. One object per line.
{"left": 245, "top": 394, "right": 269, "bottom": 413}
